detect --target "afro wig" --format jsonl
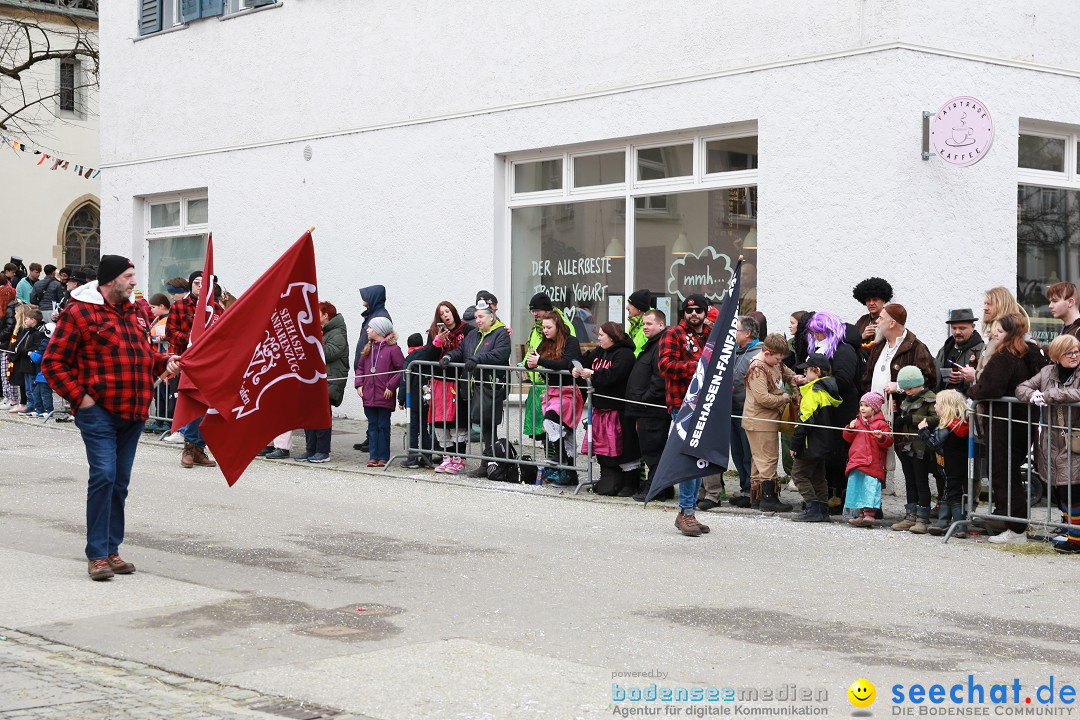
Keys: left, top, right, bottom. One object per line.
{"left": 852, "top": 277, "right": 893, "bottom": 305}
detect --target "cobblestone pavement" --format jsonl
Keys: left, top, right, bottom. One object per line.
{"left": 0, "top": 629, "right": 370, "bottom": 720}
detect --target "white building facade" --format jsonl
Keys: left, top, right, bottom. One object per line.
{"left": 101, "top": 0, "right": 1080, "bottom": 417}
{"left": 0, "top": 0, "right": 100, "bottom": 271}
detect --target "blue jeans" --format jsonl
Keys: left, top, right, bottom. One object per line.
{"left": 730, "top": 413, "right": 752, "bottom": 494}
{"left": 32, "top": 380, "right": 54, "bottom": 414}
{"left": 23, "top": 376, "right": 37, "bottom": 412}
{"left": 673, "top": 410, "right": 702, "bottom": 513}
{"left": 365, "top": 406, "right": 392, "bottom": 461}
{"left": 183, "top": 415, "right": 205, "bottom": 448}
{"left": 74, "top": 403, "right": 143, "bottom": 560}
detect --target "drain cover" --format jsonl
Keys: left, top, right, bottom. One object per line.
{"left": 248, "top": 699, "right": 342, "bottom": 719}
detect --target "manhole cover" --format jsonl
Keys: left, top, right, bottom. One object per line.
{"left": 249, "top": 699, "right": 342, "bottom": 719}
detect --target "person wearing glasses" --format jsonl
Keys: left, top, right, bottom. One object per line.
{"left": 658, "top": 294, "right": 712, "bottom": 537}
{"left": 1016, "top": 334, "right": 1080, "bottom": 553}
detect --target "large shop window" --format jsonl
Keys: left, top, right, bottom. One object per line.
{"left": 1017, "top": 127, "right": 1080, "bottom": 344}
{"left": 144, "top": 193, "right": 208, "bottom": 295}
{"left": 508, "top": 128, "right": 758, "bottom": 353}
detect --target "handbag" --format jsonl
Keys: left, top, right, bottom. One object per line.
{"left": 428, "top": 377, "right": 456, "bottom": 423}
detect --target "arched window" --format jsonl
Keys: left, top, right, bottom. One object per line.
{"left": 65, "top": 203, "right": 100, "bottom": 268}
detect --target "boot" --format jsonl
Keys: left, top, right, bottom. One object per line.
{"left": 617, "top": 470, "right": 640, "bottom": 497}
{"left": 181, "top": 442, "right": 195, "bottom": 469}
{"left": 675, "top": 511, "right": 703, "bottom": 537}
{"left": 950, "top": 502, "right": 968, "bottom": 538}
{"left": 759, "top": 481, "right": 793, "bottom": 512}
{"left": 791, "top": 500, "right": 828, "bottom": 522}
{"left": 849, "top": 508, "right": 875, "bottom": 528}
{"left": 928, "top": 503, "right": 952, "bottom": 536}
{"left": 891, "top": 504, "right": 917, "bottom": 531}
{"left": 593, "top": 466, "right": 620, "bottom": 496}
{"left": 909, "top": 506, "right": 931, "bottom": 534}
{"left": 192, "top": 446, "right": 217, "bottom": 468}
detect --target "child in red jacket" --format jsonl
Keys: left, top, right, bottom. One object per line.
{"left": 844, "top": 391, "right": 894, "bottom": 527}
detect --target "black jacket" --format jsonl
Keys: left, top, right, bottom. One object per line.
{"left": 625, "top": 332, "right": 668, "bottom": 418}
{"left": 967, "top": 343, "right": 1048, "bottom": 423}
{"left": 827, "top": 336, "right": 862, "bottom": 426}
{"left": 11, "top": 326, "right": 42, "bottom": 375}
{"left": 579, "top": 338, "right": 636, "bottom": 411}
{"left": 0, "top": 299, "right": 16, "bottom": 350}
{"left": 535, "top": 334, "right": 582, "bottom": 373}
{"left": 934, "top": 331, "right": 985, "bottom": 393}
{"left": 792, "top": 376, "right": 841, "bottom": 460}
{"left": 30, "top": 276, "right": 64, "bottom": 308}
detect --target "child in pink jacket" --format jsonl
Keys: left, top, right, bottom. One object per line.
{"left": 356, "top": 317, "right": 404, "bottom": 466}
{"left": 843, "top": 391, "right": 894, "bottom": 527}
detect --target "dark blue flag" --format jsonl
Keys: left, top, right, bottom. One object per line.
{"left": 644, "top": 260, "right": 742, "bottom": 503}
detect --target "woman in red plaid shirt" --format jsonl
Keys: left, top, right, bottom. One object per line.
{"left": 42, "top": 255, "right": 181, "bottom": 581}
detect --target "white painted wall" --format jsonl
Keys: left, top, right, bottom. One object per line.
{"left": 0, "top": 9, "right": 99, "bottom": 268}
{"left": 98, "top": 0, "right": 1080, "bottom": 419}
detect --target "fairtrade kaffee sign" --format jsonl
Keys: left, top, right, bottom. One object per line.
{"left": 930, "top": 96, "right": 994, "bottom": 167}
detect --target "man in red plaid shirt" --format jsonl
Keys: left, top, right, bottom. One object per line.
{"left": 658, "top": 293, "right": 712, "bottom": 538}
{"left": 43, "top": 255, "right": 181, "bottom": 581}
{"left": 165, "top": 271, "right": 221, "bottom": 469}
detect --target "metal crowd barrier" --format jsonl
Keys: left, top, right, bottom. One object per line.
{"left": 390, "top": 360, "right": 596, "bottom": 494}
{"left": 944, "top": 396, "right": 1080, "bottom": 545}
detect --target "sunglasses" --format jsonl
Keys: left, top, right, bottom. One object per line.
{"left": 684, "top": 307, "right": 706, "bottom": 315}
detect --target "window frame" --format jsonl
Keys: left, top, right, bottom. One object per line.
{"left": 143, "top": 191, "right": 209, "bottom": 237}
{"left": 503, "top": 123, "right": 759, "bottom": 325}
{"left": 1018, "top": 123, "right": 1080, "bottom": 188}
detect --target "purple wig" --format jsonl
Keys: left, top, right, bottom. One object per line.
{"left": 806, "top": 310, "right": 845, "bottom": 358}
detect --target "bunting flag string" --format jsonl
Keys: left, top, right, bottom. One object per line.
{"left": 0, "top": 131, "right": 100, "bottom": 179}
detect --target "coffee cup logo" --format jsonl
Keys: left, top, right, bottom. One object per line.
{"left": 930, "top": 96, "right": 994, "bottom": 167}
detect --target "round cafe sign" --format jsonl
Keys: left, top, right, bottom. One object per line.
{"left": 930, "top": 96, "right": 994, "bottom": 167}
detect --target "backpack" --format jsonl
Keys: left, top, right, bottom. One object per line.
{"left": 484, "top": 438, "right": 519, "bottom": 483}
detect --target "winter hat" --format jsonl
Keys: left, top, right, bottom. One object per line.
{"left": 188, "top": 270, "right": 203, "bottom": 286}
{"left": 475, "top": 290, "right": 498, "bottom": 306}
{"left": 97, "top": 255, "right": 134, "bottom": 286}
{"left": 859, "top": 391, "right": 884, "bottom": 413}
{"left": 682, "top": 294, "right": 708, "bottom": 313}
{"left": 368, "top": 317, "right": 393, "bottom": 338}
{"left": 896, "top": 365, "right": 925, "bottom": 390}
{"left": 407, "top": 332, "right": 424, "bottom": 348}
{"left": 529, "top": 292, "right": 553, "bottom": 312}
{"left": 628, "top": 289, "right": 653, "bottom": 313}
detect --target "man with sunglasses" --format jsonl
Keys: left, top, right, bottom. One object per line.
{"left": 658, "top": 294, "right": 712, "bottom": 537}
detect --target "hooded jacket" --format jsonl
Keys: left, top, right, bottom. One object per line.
{"left": 42, "top": 281, "right": 169, "bottom": 419}
{"left": 1016, "top": 364, "right": 1080, "bottom": 486}
{"left": 791, "top": 375, "right": 842, "bottom": 459}
{"left": 626, "top": 313, "right": 647, "bottom": 357}
{"left": 625, "top": 332, "right": 668, "bottom": 419}
{"left": 357, "top": 334, "right": 404, "bottom": 409}
{"left": 322, "top": 313, "right": 349, "bottom": 407}
{"left": 843, "top": 411, "right": 894, "bottom": 482}
{"left": 352, "top": 285, "right": 390, "bottom": 377}
{"left": 580, "top": 337, "right": 636, "bottom": 411}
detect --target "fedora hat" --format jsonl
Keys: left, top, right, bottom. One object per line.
{"left": 945, "top": 308, "right": 976, "bottom": 324}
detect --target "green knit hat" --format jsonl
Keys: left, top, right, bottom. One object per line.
{"left": 896, "top": 365, "right": 925, "bottom": 390}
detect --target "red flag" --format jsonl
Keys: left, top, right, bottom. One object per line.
{"left": 171, "top": 233, "right": 216, "bottom": 432}
{"left": 177, "top": 231, "right": 329, "bottom": 485}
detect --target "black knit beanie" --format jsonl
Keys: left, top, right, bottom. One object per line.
{"left": 97, "top": 255, "right": 134, "bottom": 286}
{"left": 628, "top": 289, "right": 653, "bottom": 313}
{"left": 529, "top": 292, "right": 553, "bottom": 311}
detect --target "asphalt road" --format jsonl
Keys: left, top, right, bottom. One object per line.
{"left": 1, "top": 416, "right": 1077, "bottom": 720}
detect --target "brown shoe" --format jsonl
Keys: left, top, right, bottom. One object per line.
{"left": 107, "top": 554, "right": 135, "bottom": 574}
{"left": 87, "top": 558, "right": 114, "bottom": 581}
{"left": 181, "top": 442, "right": 195, "bottom": 469}
{"left": 192, "top": 446, "right": 217, "bottom": 468}
{"left": 675, "top": 511, "right": 703, "bottom": 537}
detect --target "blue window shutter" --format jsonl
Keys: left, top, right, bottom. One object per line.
{"left": 201, "top": 0, "right": 224, "bottom": 17}
{"left": 179, "top": 0, "right": 200, "bottom": 22}
{"left": 138, "top": 0, "right": 161, "bottom": 35}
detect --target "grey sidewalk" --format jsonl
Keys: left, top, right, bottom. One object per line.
{"left": 0, "top": 629, "right": 372, "bottom": 720}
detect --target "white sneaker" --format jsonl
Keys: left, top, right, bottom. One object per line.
{"left": 162, "top": 431, "right": 185, "bottom": 444}
{"left": 988, "top": 529, "right": 1028, "bottom": 545}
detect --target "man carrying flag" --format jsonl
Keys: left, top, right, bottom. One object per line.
{"left": 43, "top": 255, "right": 182, "bottom": 580}
{"left": 167, "top": 262, "right": 223, "bottom": 469}
{"left": 647, "top": 261, "right": 745, "bottom": 537}
{"left": 174, "top": 231, "right": 330, "bottom": 486}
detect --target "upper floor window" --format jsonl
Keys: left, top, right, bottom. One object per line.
{"left": 58, "top": 60, "right": 77, "bottom": 113}
{"left": 138, "top": 0, "right": 278, "bottom": 36}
